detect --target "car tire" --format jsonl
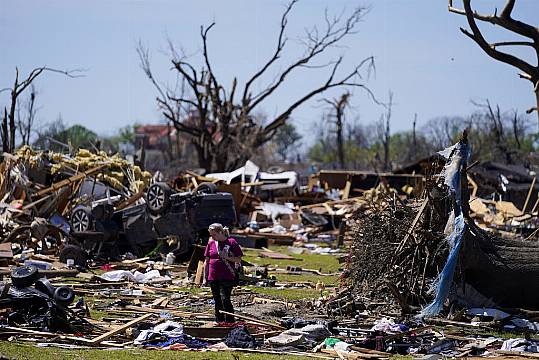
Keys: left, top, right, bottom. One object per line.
{"left": 71, "top": 206, "right": 93, "bottom": 232}
{"left": 146, "top": 182, "right": 172, "bottom": 215}
{"left": 195, "top": 182, "right": 217, "bottom": 194}
{"left": 11, "top": 265, "right": 39, "bottom": 288}
{"left": 59, "top": 244, "right": 88, "bottom": 268}
{"left": 54, "top": 286, "right": 75, "bottom": 306}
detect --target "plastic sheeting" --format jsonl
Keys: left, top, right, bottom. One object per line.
{"left": 99, "top": 269, "right": 169, "bottom": 284}
{"left": 420, "top": 141, "right": 470, "bottom": 317}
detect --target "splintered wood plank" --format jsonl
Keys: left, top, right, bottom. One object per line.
{"left": 342, "top": 179, "right": 352, "bottom": 200}
{"left": 194, "top": 260, "right": 205, "bottom": 285}
{"left": 89, "top": 313, "right": 153, "bottom": 344}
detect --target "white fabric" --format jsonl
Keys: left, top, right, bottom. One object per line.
{"left": 134, "top": 321, "right": 183, "bottom": 345}
{"left": 99, "top": 269, "right": 168, "bottom": 283}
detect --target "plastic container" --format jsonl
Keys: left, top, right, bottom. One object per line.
{"left": 165, "top": 252, "right": 176, "bottom": 265}
{"left": 23, "top": 259, "right": 52, "bottom": 270}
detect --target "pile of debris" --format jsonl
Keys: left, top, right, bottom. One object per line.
{"left": 0, "top": 265, "right": 89, "bottom": 333}
{"left": 342, "top": 134, "right": 539, "bottom": 319}
{"left": 344, "top": 192, "right": 448, "bottom": 312}
{"left": 0, "top": 145, "right": 240, "bottom": 266}
{"left": 2, "top": 138, "right": 539, "bottom": 359}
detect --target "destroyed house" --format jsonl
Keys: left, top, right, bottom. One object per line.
{"left": 468, "top": 161, "right": 539, "bottom": 209}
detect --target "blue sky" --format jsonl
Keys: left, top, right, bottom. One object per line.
{"left": 1, "top": 0, "right": 537, "bottom": 143}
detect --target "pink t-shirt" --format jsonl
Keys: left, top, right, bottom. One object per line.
{"left": 204, "top": 237, "right": 243, "bottom": 281}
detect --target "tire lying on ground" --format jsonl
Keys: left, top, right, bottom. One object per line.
{"left": 59, "top": 244, "right": 88, "bottom": 268}
{"left": 54, "top": 286, "right": 75, "bottom": 306}
{"left": 11, "top": 265, "right": 39, "bottom": 288}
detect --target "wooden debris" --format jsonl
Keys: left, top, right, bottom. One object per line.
{"left": 218, "top": 310, "right": 285, "bottom": 330}
{"left": 89, "top": 313, "right": 153, "bottom": 344}
{"left": 194, "top": 260, "right": 205, "bottom": 285}
{"left": 0, "top": 326, "right": 125, "bottom": 347}
{"left": 35, "top": 164, "right": 108, "bottom": 197}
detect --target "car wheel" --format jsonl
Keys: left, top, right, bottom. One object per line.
{"left": 195, "top": 182, "right": 217, "bottom": 194}
{"left": 71, "top": 206, "right": 93, "bottom": 232}
{"left": 11, "top": 265, "right": 39, "bottom": 288}
{"left": 146, "top": 182, "right": 172, "bottom": 215}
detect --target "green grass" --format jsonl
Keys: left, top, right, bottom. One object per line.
{"left": 0, "top": 342, "right": 312, "bottom": 359}
{"left": 88, "top": 308, "right": 109, "bottom": 321}
{"left": 275, "top": 273, "right": 339, "bottom": 286}
{"left": 175, "top": 287, "right": 211, "bottom": 296}
{"left": 245, "top": 286, "right": 328, "bottom": 300}
{"left": 241, "top": 245, "right": 341, "bottom": 298}
{"left": 242, "top": 246, "right": 341, "bottom": 274}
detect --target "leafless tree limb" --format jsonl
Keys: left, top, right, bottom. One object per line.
{"left": 260, "top": 56, "right": 378, "bottom": 141}
{"left": 242, "top": 0, "right": 296, "bottom": 101}
{"left": 1, "top": 66, "right": 82, "bottom": 152}
{"left": 449, "top": 0, "right": 538, "bottom": 40}
{"left": 248, "top": 5, "right": 367, "bottom": 111}
{"left": 448, "top": 0, "right": 539, "bottom": 126}
{"left": 16, "top": 84, "right": 38, "bottom": 146}
{"left": 491, "top": 41, "right": 535, "bottom": 49}
{"left": 320, "top": 92, "right": 350, "bottom": 168}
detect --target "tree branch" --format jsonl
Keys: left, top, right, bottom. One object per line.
{"left": 457, "top": 0, "right": 537, "bottom": 82}
{"left": 500, "top": 0, "right": 515, "bottom": 18}
{"left": 167, "top": 95, "right": 198, "bottom": 108}
{"left": 248, "top": 5, "right": 367, "bottom": 112}
{"left": 260, "top": 56, "right": 377, "bottom": 142}
{"left": 448, "top": 0, "right": 539, "bottom": 41}
{"left": 242, "top": 0, "right": 297, "bottom": 101}
{"left": 491, "top": 41, "right": 535, "bottom": 49}
{"left": 201, "top": 22, "right": 219, "bottom": 88}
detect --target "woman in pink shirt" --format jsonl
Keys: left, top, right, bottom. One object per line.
{"left": 203, "top": 223, "right": 243, "bottom": 323}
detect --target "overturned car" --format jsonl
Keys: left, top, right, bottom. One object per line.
{"left": 68, "top": 181, "right": 236, "bottom": 261}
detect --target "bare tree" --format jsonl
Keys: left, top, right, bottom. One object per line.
{"left": 448, "top": 0, "right": 539, "bottom": 126}
{"left": 16, "top": 84, "right": 38, "bottom": 146}
{"left": 274, "top": 122, "right": 302, "bottom": 162}
{"left": 377, "top": 91, "right": 393, "bottom": 171}
{"left": 511, "top": 109, "right": 529, "bottom": 150}
{"left": 321, "top": 92, "right": 351, "bottom": 169}
{"left": 422, "top": 116, "right": 465, "bottom": 150}
{"left": 1, "top": 67, "right": 82, "bottom": 152}
{"left": 139, "top": 0, "right": 377, "bottom": 172}
{"left": 412, "top": 113, "right": 418, "bottom": 157}
{"left": 474, "top": 99, "right": 515, "bottom": 164}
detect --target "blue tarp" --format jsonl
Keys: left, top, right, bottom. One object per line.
{"left": 420, "top": 141, "right": 470, "bottom": 317}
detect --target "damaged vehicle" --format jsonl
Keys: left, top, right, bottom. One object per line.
{"left": 68, "top": 181, "right": 236, "bottom": 260}
{"left": 0, "top": 265, "right": 89, "bottom": 333}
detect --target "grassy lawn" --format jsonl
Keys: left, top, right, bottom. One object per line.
{"left": 239, "top": 245, "right": 342, "bottom": 300}
{"left": 242, "top": 246, "right": 341, "bottom": 274}
{"left": 0, "top": 342, "right": 312, "bottom": 360}
{"left": 275, "top": 273, "right": 340, "bottom": 286}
